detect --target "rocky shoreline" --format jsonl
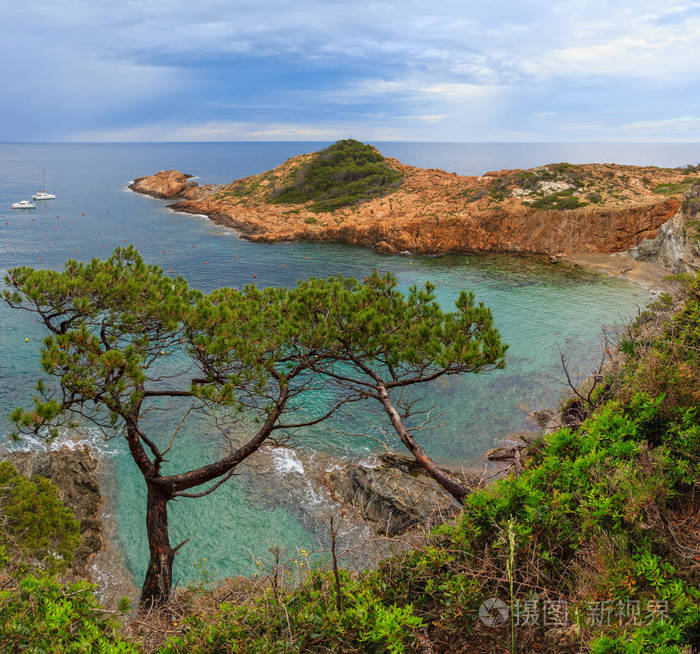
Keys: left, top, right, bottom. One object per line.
{"left": 128, "top": 150, "right": 699, "bottom": 262}
{"left": 0, "top": 440, "right": 503, "bottom": 593}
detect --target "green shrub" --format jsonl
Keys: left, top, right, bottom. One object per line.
{"left": 160, "top": 568, "right": 422, "bottom": 653}
{"left": 0, "top": 573, "right": 137, "bottom": 653}
{"left": 652, "top": 179, "right": 699, "bottom": 196}
{"left": 0, "top": 461, "right": 80, "bottom": 572}
{"left": 528, "top": 190, "right": 586, "bottom": 210}
{"left": 268, "top": 139, "right": 402, "bottom": 213}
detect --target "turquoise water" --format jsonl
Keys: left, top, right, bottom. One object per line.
{"left": 0, "top": 142, "right": 671, "bottom": 586}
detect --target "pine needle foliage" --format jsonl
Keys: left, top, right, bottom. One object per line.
{"left": 2, "top": 247, "right": 505, "bottom": 606}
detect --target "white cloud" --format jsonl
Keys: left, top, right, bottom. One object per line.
{"left": 419, "top": 83, "right": 502, "bottom": 99}
{"left": 621, "top": 116, "right": 700, "bottom": 133}
{"left": 4, "top": 0, "right": 700, "bottom": 140}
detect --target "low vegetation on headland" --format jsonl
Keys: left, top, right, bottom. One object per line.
{"left": 129, "top": 140, "right": 700, "bottom": 257}
{"left": 468, "top": 160, "right": 700, "bottom": 210}
{"left": 220, "top": 139, "right": 403, "bottom": 212}
{"left": 1, "top": 243, "right": 698, "bottom": 651}
{"left": 267, "top": 139, "right": 403, "bottom": 212}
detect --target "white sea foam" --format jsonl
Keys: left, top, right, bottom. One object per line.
{"left": 271, "top": 447, "right": 305, "bottom": 475}
{"left": 4, "top": 426, "right": 120, "bottom": 457}
{"left": 269, "top": 447, "right": 331, "bottom": 507}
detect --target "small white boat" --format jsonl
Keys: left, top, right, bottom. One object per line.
{"left": 12, "top": 200, "right": 36, "bottom": 209}
{"left": 32, "top": 191, "right": 56, "bottom": 200}
{"left": 32, "top": 167, "right": 56, "bottom": 200}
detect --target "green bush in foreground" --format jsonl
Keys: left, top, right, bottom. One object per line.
{"left": 0, "top": 573, "right": 137, "bottom": 654}
{"left": 157, "top": 392, "right": 698, "bottom": 653}
{"left": 161, "top": 572, "right": 422, "bottom": 654}
{"left": 269, "top": 139, "right": 402, "bottom": 212}
{"left": 0, "top": 463, "right": 134, "bottom": 653}
{"left": 0, "top": 461, "right": 80, "bottom": 573}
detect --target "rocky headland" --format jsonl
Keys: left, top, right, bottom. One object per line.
{"left": 129, "top": 140, "right": 700, "bottom": 272}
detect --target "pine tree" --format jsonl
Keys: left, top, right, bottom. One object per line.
{"left": 3, "top": 247, "right": 506, "bottom": 607}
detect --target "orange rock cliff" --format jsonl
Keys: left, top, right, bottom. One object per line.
{"left": 129, "top": 147, "right": 700, "bottom": 261}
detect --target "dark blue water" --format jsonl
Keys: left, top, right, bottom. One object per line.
{"left": 0, "top": 142, "right": 678, "bottom": 586}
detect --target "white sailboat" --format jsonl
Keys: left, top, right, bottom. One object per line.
{"left": 12, "top": 200, "right": 36, "bottom": 209}
{"left": 32, "top": 167, "right": 56, "bottom": 200}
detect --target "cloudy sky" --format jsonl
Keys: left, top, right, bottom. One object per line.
{"left": 2, "top": 0, "right": 700, "bottom": 142}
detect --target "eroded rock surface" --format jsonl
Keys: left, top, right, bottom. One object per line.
{"left": 628, "top": 184, "right": 700, "bottom": 273}
{"left": 129, "top": 170, "right": 194, "bottom": 199}
{"left": 324, "top": 454, "right": 477, "bottom": 536}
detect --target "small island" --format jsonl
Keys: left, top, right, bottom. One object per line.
{"left": 130, "top": 139, "right": 700, "bottom": 271}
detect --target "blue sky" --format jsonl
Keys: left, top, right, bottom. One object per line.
{"left": 2, "top": 0, "right": 700, "bottom": 142}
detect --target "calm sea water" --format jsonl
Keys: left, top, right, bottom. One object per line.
{"left": 1, "top": 142, "right": 693, "bottom": 587}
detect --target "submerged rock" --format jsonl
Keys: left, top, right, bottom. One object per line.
{"left": 324, "top": 454, "right": 477, "bottom": 536}
{"left": 3, "top": 446, "right": 103, "bottom": 575}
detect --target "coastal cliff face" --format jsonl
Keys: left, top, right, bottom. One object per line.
{"left": 628, "top": 184, "right": 700, "bottom": 273}
{"left": 129, "top": 146, "right": 699, "bottom": 257}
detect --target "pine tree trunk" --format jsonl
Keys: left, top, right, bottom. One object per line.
{"left": 376, "top": 384, "right": 468, "bottom": 504}
{"left": 140, "top": 484, "right": 174, "bottom": 609}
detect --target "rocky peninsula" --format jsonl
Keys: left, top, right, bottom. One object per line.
{"left": 130, "top": 140, "right": 700, "bottom": 272}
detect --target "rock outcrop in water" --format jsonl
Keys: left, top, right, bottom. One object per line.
{"left": 130, "top": 170, "right": 194, "bottom": 199}
{"left": 628, "top": 183, "right": 700, "bottom": 273}
{"left": 129, "top": 141, "right": 699, "bottom": 257}
{"left": 323, "top": 454, "right": 479, "bottom": 536}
